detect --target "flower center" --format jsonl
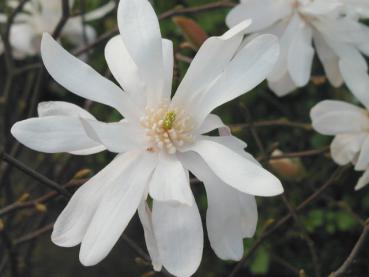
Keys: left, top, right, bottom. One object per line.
{"left": 140, "top": 102, "right": 194, "bottom": 154}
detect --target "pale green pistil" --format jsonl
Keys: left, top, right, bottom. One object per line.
{"left": 162, "top": 111, "right": 176, "bottom": 130}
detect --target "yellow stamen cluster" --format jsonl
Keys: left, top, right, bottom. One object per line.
{"left": 140, "top": 102, "right": 194, "bottom": 154}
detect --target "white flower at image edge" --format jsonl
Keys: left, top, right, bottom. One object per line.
{"left": 11, "top": 0, "right": 283, "bottom": 276}
{"left": 311, "top": 61, "right": 369, "bottom": 191}
{"left": 226, "top": 0, "right": 369, "bottom": 96}
{"left": 0, "top": 0, "right": 115, "bottom": 58}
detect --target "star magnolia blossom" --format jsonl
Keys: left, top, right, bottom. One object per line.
{"left": 11, "top": 0, "right": 283, "bottom": 275}
{"left": 226, "top": 0, "right": 369, "bottom": 96}
{"left": 311, "top": 61, "right": 369, "bottom": 190}
{"left": 0, "top": 0, "right": 114, "bottom": 58}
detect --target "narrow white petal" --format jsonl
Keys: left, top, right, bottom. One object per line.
{"left": 287, "top": 23, "right": 314, "bottom": 86}
{"left": 193, "top": 34, "right": 280, "bottom": 127}
{"left": 172, "top": 20, "right": 251, "bottom": 109}
{"left": 117, "top": 0, "right": 165, "bottom": 106}
{"left": 182, "top": 140, "right": 283, "bottom": 196}
{"left": 138, "top": 201, "right": 162, "bottom": 271}
{"left": 226, "top": 0, "right": 292, "bottom": 32}
{"left": 355, "top": 168, "right": 369, "bottom": 190}
{"left": 11, "top": 116, "right": 103, "bottom": 154}
{"left": 340, "top": 60, "right": 369, "bottom": 109}
{"left": 80, "top": 118, "right": 145, "bottom": 153}
{"left": 355, "top": 136, "right": 369, "bottom": 170}
{"left": 268, "top": 72, "right": 297, "bottom": 97}
{"left": 197, "top": 114, "right": 227, "bottom": 135}
{"left": 80, "top": 152, "right": 157, "bottom": 266}
{"left": 152, "top": 199, "right": 203, "bottom": 277}
{"left": 310, "top": 100, "right": 365, "bottom": 120}
{"left": 162, "top": 39, "right": 174, "bottom": 100}
{"left": 330, "top": 133, "right": 367, "bottom": 165}
{"left": 52, "top": 152, "right": 140, "bottom": 247}
{"left": 83, "top": 1, "right": 115, "bottom": 22}
{"left": 41, "top": 33, "right": 139, "bottom": 120}
{"left": 149, "top": 152, "right": 193, "bottom": 206}
{"left": 105, "top": 35, "right": 146, "bottom": 107}
{"left": 37, "top": 101, "right": 95, "bottom": 118}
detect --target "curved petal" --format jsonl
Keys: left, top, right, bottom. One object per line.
{"left": 83, "top": 1, "right": 115, "bottom": 22}
{"left": 105, "top": 35, "right": 146, "bottom": 107}
{"left": 152, "top": 198, "right": 203, "bottom": 277}
{"left": 193, "top": 34, "right": 280, "bottom": 127}
{"left": 181, "top": 152, "right": 257, "bottom": 261}
{"left": 138, "top": 201, "right": 162, "bottom": 271}
{"left": 11, "top": 116, "right": 103, "bottom": 154}
{"left": 41, "top": 33, "right": 140, "bottom": 120}
{"left": 313, "top": 31, "right": 343, "bottom": 87}
{"left": 80, "top": 152, "right": 157, "bottom": 266}
{"left": 355, "top": 136, "right": 369, "bottom": 170}
{"left": 52, "top": 151, "right": 140, "bottom": 247}
{"left": 80, "top": 118, "right": 145, "bottom": 153}
{"left": 226, "top": 0, "right": 292, "bottom": 32}
{"left": 162, "top": 39, "right": 174, "bottom": 100}
{"left": 37, "top": 101, "right": 95, "bottom": 118}
{"left": 182, "top": 140, "right": 283, "bottom": 196}
{"left": 355, "top": 168, "right": 369, "bottom": 190}
{"left": 117, "top": 0, "right": 164, "bottom": 106}
{"left": 268, "top": 72, "right": 297, "bottom": 97}
{"left": 287, "top": 22, "right": 314, "bottom": 86}
{"left": 311, "top": 101, "right": 369, "bottom": 135}
{"left": 331, "top": 133, "right": 367, "bottom": 165}
{"left": 148, "top": 152, "right": 193, "bottom": 206}
{"left": 197, "top": 114, "right": 227, "bottom": 135}
{"left": 340, "top": 60, "right": 369, "bottom": 109}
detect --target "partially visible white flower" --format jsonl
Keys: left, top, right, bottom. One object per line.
{"left": 11, "top": 0, "right": 283, "bottom": 275}
{"left": 341, "top": 0, "right": 369, "bottom": 19}
{"left": 226, "top": 0, "right": 369, "bottom": 96}
{"left": 310, "top": 61, "right": 369, "bottom": 190}
{"left": 0, "top": 0, "right": 115, "bottom": 58}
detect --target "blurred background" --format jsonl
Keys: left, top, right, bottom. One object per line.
{"left": 1, "top": 0, "right": 369, "bottom": 276}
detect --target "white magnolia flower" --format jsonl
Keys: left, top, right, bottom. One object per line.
{"left": 226, "top": 0, "right": 369, "bottom": 96}
{"left": 0, "top": 0, "right": 115, "bottom": 58}
{"left": 11, "top": 0, "right": 283, "bottom": 275}
{"left": 311, "top": 61, "right": 369, "bottom": 190}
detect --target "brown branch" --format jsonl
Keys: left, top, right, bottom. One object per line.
{"left": 52, "top": 0, "right": 70, "bottom": 38}
{"left": 329, "top": 220, "right": 369, "bottom": 277}
{"left": 264, "top": 147, "right": 330, "bottom": 161}
{"left": 0, "top": 152, "right": 71, "bottom": 197}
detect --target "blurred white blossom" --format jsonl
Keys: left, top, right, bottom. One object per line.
{"left": 11, "top": 0, "right": 283, "bottom": 275}
{"left": 227, "top": 0, "right": 369, "bottom": 96}
{"left": 341, "top": 0, "right": 369, "bottom": 18}
{"left": 311, "top": 61, "right": 369, "bottom": 190}
{"left": 0, "top": 0, "right": 114, "bottom": 58}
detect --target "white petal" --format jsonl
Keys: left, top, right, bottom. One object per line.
{"left": 11, "top": 116, "right": 103, "bottom": 154}
{"left": 10, "top": 24, "right": 38, "bottom": 56}
{"left": 182, "top": 140, "right": 283, "bottom": 196}
{"left": 268, "top": 13, "right": 302, "bottom": 83}
{"left": 105, "top": 35, "right": 146, "bottom": 107}
{"left": 83, "top": 1, "right": 115, "bottom": 22}
{"left": 162, "top": 39, "right": 174, "bottom": 100}
{"left": 41, "top": 33, "right": 140, "bottom": 120}
{"left": 340, "top": 60, "right": 369, "bottom": 109}
{"left": 117, "top": 0, "right": 164, "bottom": 106}
{"left": 197, "top": 114, "right": 227, "bottom": 135}
{"left": 152, "top": 199, "right": 203, "bottom": 277}
{"left": 52, "top": 152, "right": 140, "bottom": 247}
{"left": 310, "top": 101, "right": 369, "bottom": 135}
{"left": 226, "top": 0, "right": 292, "bottom": 32}
{"left": 172, "top": 20, "right": 251, "bottom": 109}
{"left": 201, "top": 135, "right": 247, "bottom": 153}
{"left": 300, "top": 0, "right": 342, "bottom": 15}
{"left": 181, "top": 152, "right": 257, "bottom": 261}
{"left": 193, "top": 34, "right": 280, "bottom": 127}
{"left": 80, "top": 152, "right": 157, "bottom": 266}
{"left": 149, "top": 152, "right": 193, "bottom": 206}
{"left": 268, "top": 72, "right": 297, "bottom": 97}
{"left": 287, "top": 22, "right": 314, "bottom": 86}
{"left": 37, "top": 101, "right": 95, "bottom": 118}
{"left": 137, "top": 201, "right": 162, "bottom": 271}
{"left": 80, "top": 118, "right": 145, "bottom": 153}
{"left": 355, "top": 136, "right": 369, "bottom": 170}
{"left": 331, "top": 133, "right": 367, "bottom": 165}
{"left": 313, "top": 31, "right": 343, "bottom": 87}
{"left": 355, "top": 168, "right": 369, "bottom": 190}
